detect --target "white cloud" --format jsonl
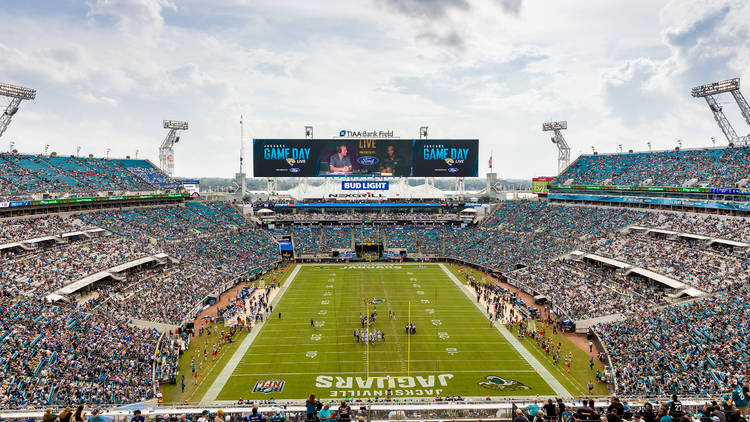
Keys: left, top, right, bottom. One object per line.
{"left": 78, "top": 91, "right": 119, "bottom": 106}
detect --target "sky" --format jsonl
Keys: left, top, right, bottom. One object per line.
{"left": 1, "top": 0, "right": 749, "bottom": 179}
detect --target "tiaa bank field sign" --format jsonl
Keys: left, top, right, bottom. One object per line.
{"left": 341, "top": 181, "right": 389, "bottom": 191}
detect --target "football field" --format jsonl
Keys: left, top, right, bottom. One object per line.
{"left": 209, "top": 263, "right": 559, "bottom": 401}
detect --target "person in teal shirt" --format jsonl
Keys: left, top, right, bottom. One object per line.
{"left": 318, "top": 403, "right": 332, "bottom": 422}
{"left": 269, "top": 410, "right": 285, "bottom": 422}
{"left": 526, "top": 401, "right": 540, "bottom": 418}
{"left": 658, "top": 405, "right": 672, "bottom": 422}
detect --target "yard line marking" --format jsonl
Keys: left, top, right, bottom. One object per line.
{"left": 261, "top": 328, "right": 505, "bottom": 335}
{"left": 201, "top": 264, "right": 301, "bottom": 404}
{"left": 438, "top": 263, "right": 572, "bottom": 397}
{"left": 228, "top": 369, "right": 538, "bottom": 376}
{"left": 235, "top": 349, "right": 524, "bottom": 356}
{"left": 246, "top": 341, "right": 511, "bottom": 347}
{"left": 236, "top": 358, "right": 527, "bottom": 366}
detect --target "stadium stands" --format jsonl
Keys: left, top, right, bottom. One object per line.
{"left": 2, "top": 194, "right": 750, "bottom": 405}
{"left": 0, "top": 298, "right": 159, "bottom": 408}
{"left": 0, "top": 201, "right": 279, "bottom": 407}
{"left": 555, "top": 146, "right": 750, "bottom": 187}
{"left": 598, "top": 285, "right": 750, "bottom": 396}
{"left": 0, "top": 153, "right": 180, "bottom": 201}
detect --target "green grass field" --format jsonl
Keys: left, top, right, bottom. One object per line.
{"left": 213, "top": 263, "right": 556, "bottom": 401}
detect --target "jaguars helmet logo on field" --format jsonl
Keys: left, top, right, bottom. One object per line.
{"left": 478, "top": 375, "right": 530, "bottom": 390}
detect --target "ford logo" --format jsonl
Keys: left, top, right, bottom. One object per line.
{"left": 448, "top": 167, "right": 459, "bottom": 173}
{"left": 357, "top": 156, "right": 379, "bottom": 165}
{"left": 289, "top": 167, "right": 301, "bottom": 173}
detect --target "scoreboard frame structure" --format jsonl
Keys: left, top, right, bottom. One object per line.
{"left": 252, "top": 138, "right": 479, "bottom": 178}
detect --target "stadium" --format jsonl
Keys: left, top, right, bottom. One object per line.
{"left": 2, "top": 2, "right": 750, "bottom": 422}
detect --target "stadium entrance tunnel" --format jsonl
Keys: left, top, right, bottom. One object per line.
{"left": 356, "top": 241, "right": 383, "bottom": 259}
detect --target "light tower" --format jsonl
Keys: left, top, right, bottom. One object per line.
{"left": 160, "top": 120, "right": 188, "bottom": 176}
{"left": 0, "top": 82, "right": 36, "bottom": 139}
{"left": 691, "top": 78, "right": 750, "bottom": 145}
{"left": 236, "top": 115, "right": 247, "bottom": 198}
{"left": 543, "top": 121, "right": 570, "bottom": 175}
{"left": 419, "top": 126, "right": 436, "bottom": 189}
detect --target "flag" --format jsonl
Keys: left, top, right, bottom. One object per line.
{"left": 488, "top": 153, "right": 493, "bottom": 170}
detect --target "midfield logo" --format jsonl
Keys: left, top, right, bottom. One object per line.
{"left": 253, "top": 379, "right": 285, "bottom": 394}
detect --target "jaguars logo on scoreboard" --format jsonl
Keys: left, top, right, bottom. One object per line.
{"left": 253, "top": 379, "right": 286, "bottom": 394}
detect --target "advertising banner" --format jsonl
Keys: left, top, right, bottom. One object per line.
{"left": 548, "top": 193, "right": 750, "bottom": 211}
{"left": 532, "top": 177, "right": 555, "bottom": 193}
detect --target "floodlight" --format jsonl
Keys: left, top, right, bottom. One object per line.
{"left": 419, "top": 126, "right": 428, "bottom": 139}
{"left": 542, "top": 121, "right": 567, "bottom": 131}
{"left": 542, "top": 120, "right": 570, "bottom": 175}
{"left": 160, "top": 119, "right": 188, "bottom": 176}
{"left": 691, "top": 78, "right": 748, "bottom": 145}
{"left": 691, "top": 78, "right": 739, "bottom": 97}
{"left": 0, "top": 82, "right": 36, "bottom": 100}
{"left": 0, "top": 81, "right": 36, "bottom": 138}
{"left": 163, "top": 120, "right": 188, "bottom": 130}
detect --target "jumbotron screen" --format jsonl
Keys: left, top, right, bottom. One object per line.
{"left": 253, "top": 139, "right": 478, "bottom": 177}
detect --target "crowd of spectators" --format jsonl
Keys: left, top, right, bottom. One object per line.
{"left": 76, "top": 203, "right": 280, "bottom": 325}
{"left": 588, "top": 234, "right": 750, "bottom": 292}
{"left": 1, "top": 236, "right": 158, "bottom": 295}
{"left": 273, "top": 211, "right": 460, "bottom": 223}
{"left": 0, "top": 215, "right": 93, "bottom": 243}
{"left": 0, "top": 201, "right": 279, "bottom": 407}
{"left": 638, "top": 212, "right": 750, "bottom": 243}
{"left": 3, "top": 195, "right": 750, "bottom": 406}
{"left": 293, "top": 227, "right": 354, "bottom": 253}
{"left": 512, "top": 260, "right": 665, "bottom": 320}
{"left": 0, "top": 152, "right": 181, "bottom": 201}
{"left": 597, "top": 286, "right": 750, "bottom": 397}
{"left": 0, "top": 298, "right": 159, "bottom": 408}
{"left": 556, "top": 146, "right": 750, "bottom": 187}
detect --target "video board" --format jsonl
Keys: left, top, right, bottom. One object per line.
{"left": 532, "top": 177, "right": 555, "bottom": 193}
{"left": 253, "top": 139, "right": 478, "bottom": 177}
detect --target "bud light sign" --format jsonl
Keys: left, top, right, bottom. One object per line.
{"left": 341, "top": 181, "right": 389, "bottom": 191}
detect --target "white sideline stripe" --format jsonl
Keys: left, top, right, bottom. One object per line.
{"left": 201, "top": 264, "right": 302, "bottom": 404}
{"left": 437, "top": 263, "right": 572, "bottom": 397}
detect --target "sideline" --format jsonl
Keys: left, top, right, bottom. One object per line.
{"left": 200, "top": 264, "right": 302, "bottom": 403}
{"left": 438, "top": 263, "right": 572, "bottom": 397}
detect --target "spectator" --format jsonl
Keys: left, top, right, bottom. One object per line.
{"left": 318, "top": 403, "right": 333, "bottom": 422}
{"left": 306, "top": 395, "right": 319, "bottom": 421}
{"left": 338, "top": 401, "right": 352, "bottom": 422}
{"left": 89, "top": 409, "right": 105, "bottom": 422}
{"left": 132, "top": 410, "right": 146, "bottom": 422}
{"left": 42, "top": 408, "right": 56, "bottom": 422}
{"left": 74, "top": 405, "right": 85, "bottom": 422}
{"left": 515, "top": 409, "right": 530, "bottom": 422}
{"left": 59, "top": 407, "right": 73, "bottom": 422}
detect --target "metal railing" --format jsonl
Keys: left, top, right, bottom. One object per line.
{"left": 1, "top": 398, "right": 738, "bottom": 421}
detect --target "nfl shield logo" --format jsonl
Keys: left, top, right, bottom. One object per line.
{"left": 253, "top": 379, "right": 285, "bottom": 394}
